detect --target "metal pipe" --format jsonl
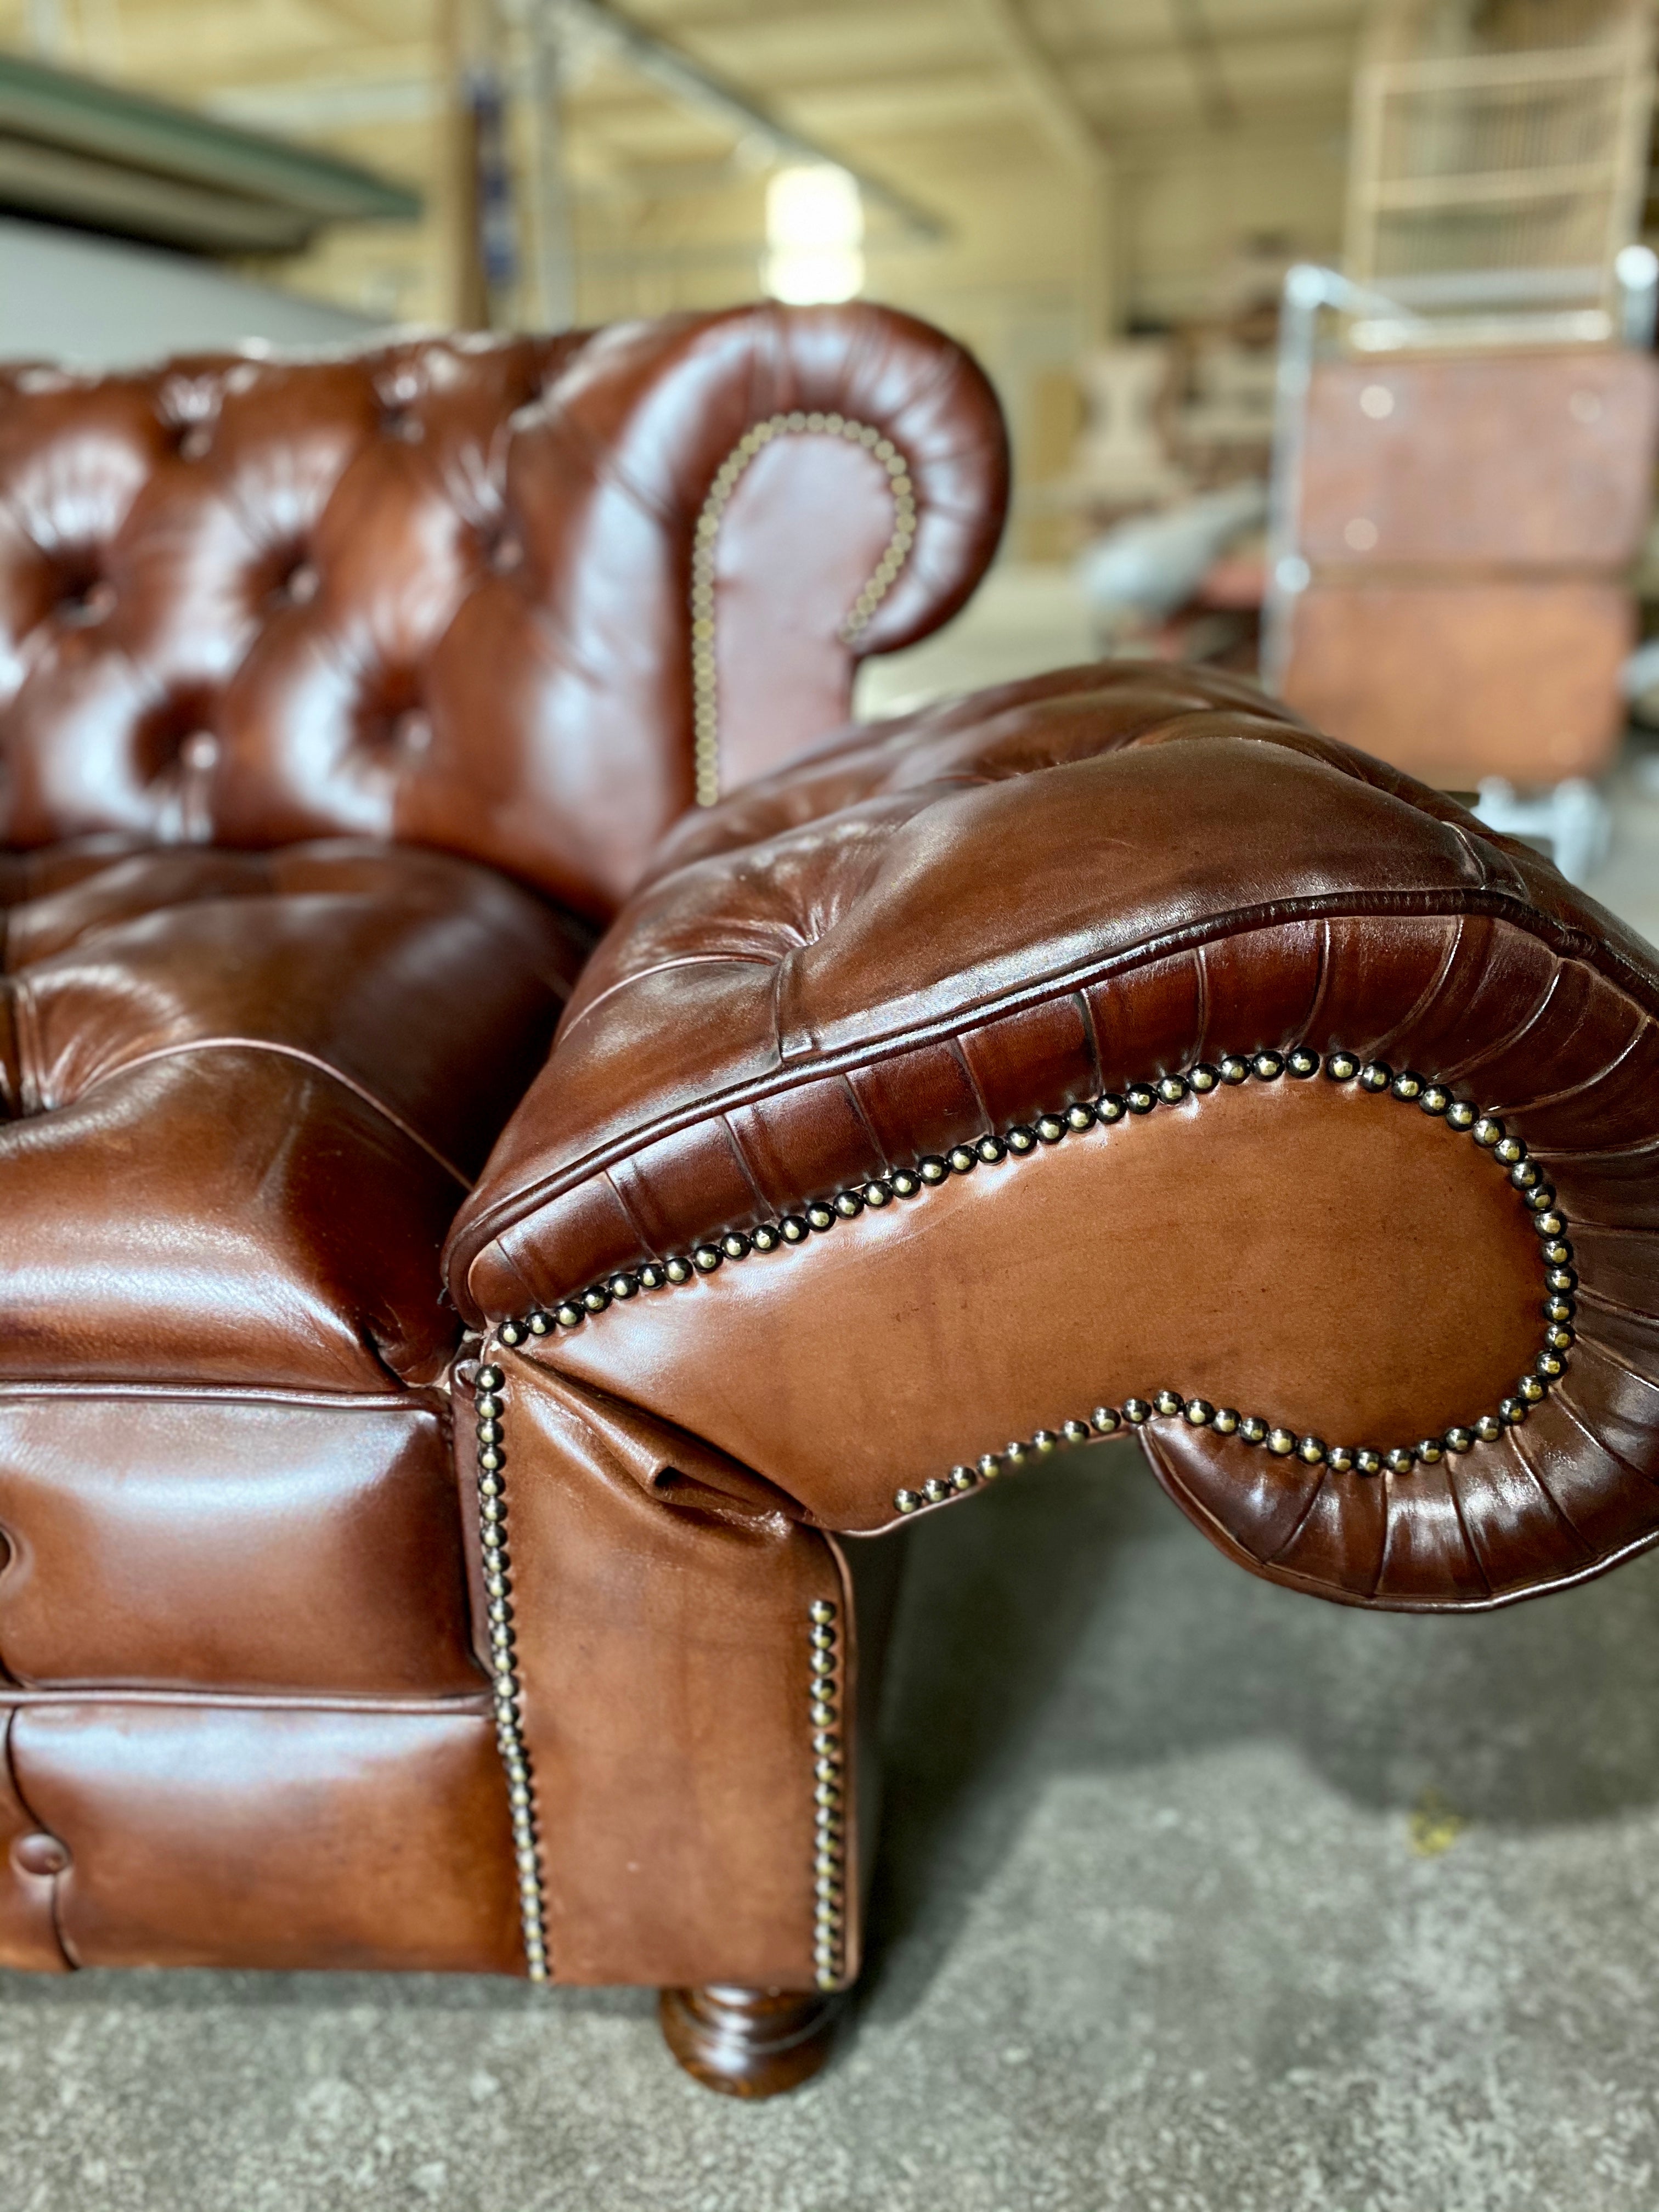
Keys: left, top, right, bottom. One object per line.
{"left": 555, "top": 0, "right": 947, "bottom": 241}
{"left": 1261, "top": 263, "right": 1427, "bottom": 692}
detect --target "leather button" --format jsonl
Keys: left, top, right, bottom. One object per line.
{"left": 59, "top": 578, "right": 115, "bottom": 628}
{"left": 179, "top": 731, "right": 220, "bottom": 774}
{"left": 11, "top": 1831, "right": 70, "bottom": 1877}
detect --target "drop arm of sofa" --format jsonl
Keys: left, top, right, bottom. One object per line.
{"left": 443, "top": 662, "right": 1659, "bottom": 1993}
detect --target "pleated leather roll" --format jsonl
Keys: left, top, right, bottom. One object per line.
{"left": 449, "top": 662, "right": 1659, "bottom": 1611}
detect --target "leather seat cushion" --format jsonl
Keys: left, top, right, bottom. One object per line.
{"left": 0, "top": 838, "right": 588, "bottom": 1389}
{"left": 2, "top": 1699, "right": 523, "bottom": 1973}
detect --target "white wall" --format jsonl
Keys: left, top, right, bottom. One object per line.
{"left": 0, "top": 216, "right": 382, "bottom": 369}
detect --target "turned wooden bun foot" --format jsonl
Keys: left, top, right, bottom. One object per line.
{"left": 658, "top": 1984, "right": 840, "bottom": 2097}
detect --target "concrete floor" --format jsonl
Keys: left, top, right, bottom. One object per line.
{"left": 9, "top": 579, "right": 1659, "bottom": 2209}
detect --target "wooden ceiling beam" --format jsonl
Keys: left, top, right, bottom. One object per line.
{"left": 963, "top": 0, "right": 1109, "bottom": 174}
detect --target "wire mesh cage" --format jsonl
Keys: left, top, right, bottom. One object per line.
{"left": 1346, "top": 0, "right": 1657, "bottom": 341}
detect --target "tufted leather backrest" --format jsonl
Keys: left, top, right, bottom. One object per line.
{"left": 0, "top": 305, "right": 1008, "bottom": 919}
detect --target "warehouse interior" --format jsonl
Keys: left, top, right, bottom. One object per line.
{"left": 4, "top": 2, "right": 1659, "bottom": 2205}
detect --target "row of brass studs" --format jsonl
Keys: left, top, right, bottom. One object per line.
{"left": 888, "top": 1049, "right": 1573, "bottom": 1514}
{"left": 690, "top": 412, "right": 917, "bottom": 808}
{"left": 473, "top": 1359, "right": 549, "bottom": 1982}
{"left": 808, "top": 1598, "right": 847, "bottom": 1991}
{"left": 496, "top": 1046, "right": 1569, "bottom": 1364}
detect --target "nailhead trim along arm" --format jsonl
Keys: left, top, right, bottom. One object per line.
{"left": 494, "top": 1046, "right": 1571, "bottom": 1500}
{"left": 471, "top": 1347, "right": 852, "bottom": 1992}
{"left": 469, "top": 1359, "right": 549, "bottom": 1982}
{"left": 806, "top": 1599, "right": 847, "bottom": 1990}
{"left": 690, "top": 415, "right": 918, "bottom": 806}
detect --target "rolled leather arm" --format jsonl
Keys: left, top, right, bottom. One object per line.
{"left": 449, "top": 661, "right": 1659, "bottom": 1615}
{"left": 417, "top": 302, "right": 1009, "bottom": 911}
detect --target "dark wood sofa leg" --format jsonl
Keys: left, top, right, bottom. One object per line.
{"left": 658, "top": 1984, "right": 840, "bottom": 2096}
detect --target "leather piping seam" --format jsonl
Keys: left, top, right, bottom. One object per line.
{"left": 470, "top": 1353, "right": 549, "bottom": 1981}
{"left": 1, "top": 1689, "right": 494, "bottom": 1712}
{"left": 498, "top": 1048, "right": 1573, "bottom": 1493}
{"left": 690, "top": 413, "right": 916, "bottom": 807}
{"left": 0, "top": 1383, "right": 435, "bottom": 1409}
{"left": 61, "top": 1038, "right": 473, "bottom": 1189}
{"left": 455, "top": 884, "right": 1656, "bottom": 1269}
{"left": 806, "top": 1594, "right": 847, "bottom": 1991}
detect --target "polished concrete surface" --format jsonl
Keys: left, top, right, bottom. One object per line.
{"left": 8, "top": 589, "right": 1659, "bottom": 2208}
{"left": 9, "top": 1458, "right": 1659, "bottom": 2210}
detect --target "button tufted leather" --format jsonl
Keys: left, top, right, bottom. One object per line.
{"left": 0, "top": 307, "right": 1008, "bottom": 917}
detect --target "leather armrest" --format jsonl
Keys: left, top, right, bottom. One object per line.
{"left": 415, "top": 302, "right": 1009, "bottom": 912}
{"left": 445, "top": 662, "right": 1659, "bottom": 1613}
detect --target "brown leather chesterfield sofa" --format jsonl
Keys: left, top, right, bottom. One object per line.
{"left": 4, "top": 303, "right": 1659, "bottom": 2101}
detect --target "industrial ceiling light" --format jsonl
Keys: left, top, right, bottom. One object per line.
{"left": 764, "top": 165, "right": 863, "bottom": 304}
